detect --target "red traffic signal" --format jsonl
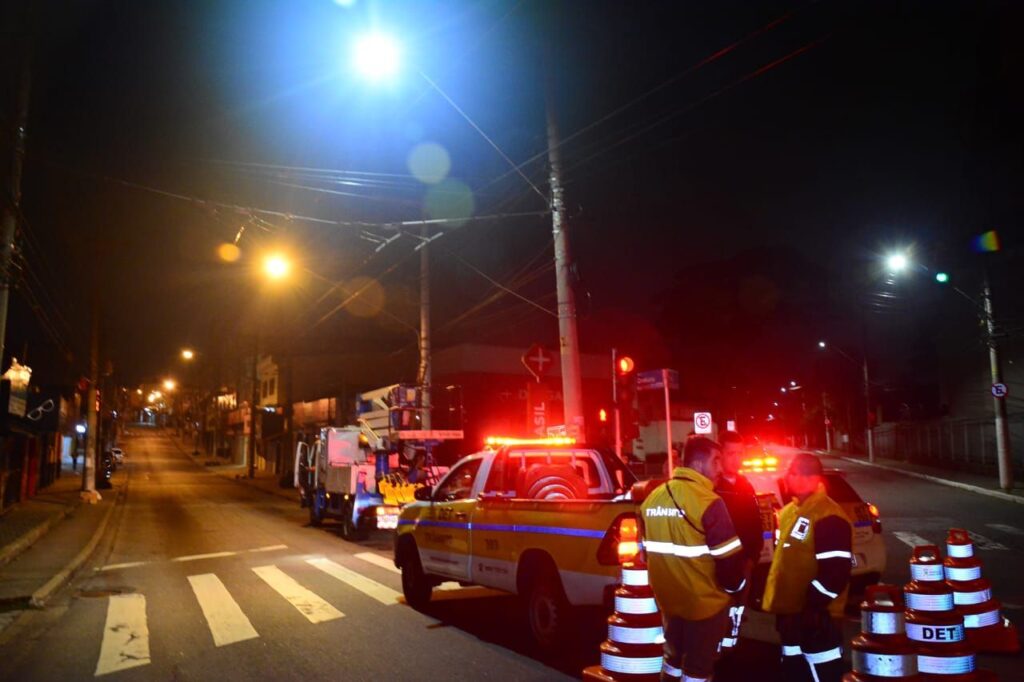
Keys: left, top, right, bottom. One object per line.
{"left": 617, "top": 356, "right": 635, "bottom": 375}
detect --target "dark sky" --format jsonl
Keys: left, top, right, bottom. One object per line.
{"left": 3, "top": 0, "right": 1022, "bottom": 419}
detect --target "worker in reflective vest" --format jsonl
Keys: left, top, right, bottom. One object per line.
{"left": 641, "top": 437, "right": 747, "bottom": 682}
{"left": 714, "top": 430, "right": 764, "bottom": 651}
{"left": 763, "top": 453, "right": 853, "bottom": 682}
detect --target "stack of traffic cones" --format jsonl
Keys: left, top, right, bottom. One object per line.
{"left": 583, "top": 553, "right": 664, "bottom": 682}
{"left": 903, "top": 545, "right": 995, "bottom": 681}
{"left": 843, "top": 585, "right": 920, "bottom": 681}
{"left": 944, "top": 529, "right": 1020, "bottom": 655}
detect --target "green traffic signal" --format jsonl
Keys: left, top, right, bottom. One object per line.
{"left": 935, "top": 272, "right": 949, "bottom": 284}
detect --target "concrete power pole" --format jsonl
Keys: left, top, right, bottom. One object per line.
{"left": 418, "top": 226, "right": 431, "bottom": 430}
{"left": 0, "top": 36, "right": 31, "bottom": 366}
{"left": 863, "top": 357, "right": 875, "bottom": 463}
{"left": 983, "top": 281, "right": 1013, "bottom": 491}
{"left": 82, "top": 306, "right": 99, "bottom": 501}
{"left": 546, "top": 100, "right": 584, "bottom": 439}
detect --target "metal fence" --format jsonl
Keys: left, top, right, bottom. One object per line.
{"left": 873, "top": 413, "right": 1024, "bottom": 477}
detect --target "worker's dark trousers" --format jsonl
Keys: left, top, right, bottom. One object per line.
{"left": 776, "top": 612, "right": 845, "bottom": 682}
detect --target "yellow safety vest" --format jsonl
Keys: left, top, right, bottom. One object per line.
{"left": 641, "top": 467, "right": 742, "bottom": 621}
{"left": 763, "top": 488, "right": 851, "bottom": 618}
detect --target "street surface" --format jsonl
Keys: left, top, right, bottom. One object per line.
{"left": 0, "top": 432, "right": 1020, "bottom": 680}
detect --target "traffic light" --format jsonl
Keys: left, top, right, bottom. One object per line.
{"left": 935, "top": 272, "right": 949, "bottom": 284}
{"left": 614, "top": 355, "right": 635, "bottom": 408}
{"left": 598, "top": 408, "right": 608, "bottom": 423}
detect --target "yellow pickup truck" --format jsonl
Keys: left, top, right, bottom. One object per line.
{"left": 394, "top": 437, "right": 640, "bottom": 650}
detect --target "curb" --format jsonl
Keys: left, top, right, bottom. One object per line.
{"left": 29, "top": 490, "right": 120, "bottom": 609}
{"left": 836, "top": 456, "right": 1024, "bottom": 505}
{"left": 0, "top": 503, "right": 79, "bottom": 568}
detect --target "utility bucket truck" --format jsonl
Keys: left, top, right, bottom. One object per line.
{"left": 295, "top": 427, "right": 400, "bottom": 540}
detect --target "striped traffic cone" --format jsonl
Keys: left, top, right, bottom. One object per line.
{"left": 944, "top": 528, "right": 1020, "bottom": 655}
{"left": 843, "top": 585, "right": 919, "bottom": 681}
{"left": 903, "top": 545, "right": 995, "bottom": 681}
{"left": 583, "top": 554, "right": 664, "bottom": 682}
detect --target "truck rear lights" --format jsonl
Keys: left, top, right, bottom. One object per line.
{"left": 598, "top": 514, "right": 641, "bottom": 566}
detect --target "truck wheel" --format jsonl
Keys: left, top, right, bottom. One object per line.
{"left": 525, "top": 565, "right": 572, "bottom": 652}
{"left": 309, "top": 490, "right": 323, "bottom": 527}
{"left": 340, "top": 516, "right": 367, "bottom": 541}
{"left": 400, "top": 549, "right": 433, "bottom": 611}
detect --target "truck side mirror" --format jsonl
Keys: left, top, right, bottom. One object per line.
{"left": 413, "top": 486, "right": 433, "bottom": 502}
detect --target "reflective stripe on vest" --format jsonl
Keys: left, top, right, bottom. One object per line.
{"left": 804, "top": 647, "right": 842, "bottom": 665}
{"left": 662, "top": 661, "right": 683, "bottom": 678}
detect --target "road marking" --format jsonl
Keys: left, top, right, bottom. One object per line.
{"left": 966, "top": 532, "right": 1008, "bottom": 551}
{"left": 353, "top": 552, "right": 462, "bottom": 591}
{"left": 252, "top": 565, "right": 343, "bottom": 624}
{"left": 97, "top": 561, "right": 150, "bottom": 572}
{"left": 95, "top": 594, "right": 150, "bottom": 676}
{"left": 893, "top": 532, "right": 933, "bottom": 549}
{"left": 985, "top": 524, "right": 1024, "bottom": 537}
{"left": 187, "top": 574, "right": 259, "bottom": 647}
{"left": 173, "top": 551, "right": 237, "bottom": 563}
{"left": 306, "top": 557, "right": 401, "bottom": 605}
{"left": 249, "top": 544, "right": 288, "bottom": 553}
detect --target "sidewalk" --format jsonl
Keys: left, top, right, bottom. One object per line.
{"left": 819, "top": 450, "right": 1024, "bottom": 504}
{"left": 0, "top": 464, "right": 118, "bottom": 610}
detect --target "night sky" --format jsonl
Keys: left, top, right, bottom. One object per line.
{"left": 3, "top": 0, "right": 1022, "bottom": 423}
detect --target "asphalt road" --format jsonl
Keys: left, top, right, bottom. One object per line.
{"left": 1, "top": 434, "right": 1019, "bottom": 681}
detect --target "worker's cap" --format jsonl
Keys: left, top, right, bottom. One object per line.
{"left": 786, "top": 452, "right": 824, "bottom": 476}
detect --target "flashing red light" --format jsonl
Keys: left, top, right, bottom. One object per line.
{"left": 598, "top": 408, "right": 608, "bottom": 423}
{"left": 617, "top": 356, "right": 635, "bottom": 375}
{"left": 617, "top": 517, "right": 640, "bottom": 564}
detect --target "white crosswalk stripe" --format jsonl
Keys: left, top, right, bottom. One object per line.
{"left": 187, "top": 573, "right": 259, "bottom": 647}
{"left": 95, "top": 594, "right": 150, "bottom": 676}
{"left": 984, "top": 523, "right": 1023, "bottom": 537}
{"left": 306, "top": 557, "right": 402, "bottom": 605}
{"left": 966, "top": 531, "right": 1008, "bottom": 551}
{"left": 893, "top": 531, "right": 933, "bottom": 549}
{"left": 252, "top": 565, "right": 344, "bottom": 624}
{"left": 353, "top": 552, "right": 463, "bottom": 591}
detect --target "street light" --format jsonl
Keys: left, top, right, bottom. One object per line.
{"left": 352, "top": 33, "right": 401, "bottom": 81}
{"left": 263, "top": 253, "right": 292, "bottom": 281}
{"left": 817, "top": 339, "right": 875, "bottom": 462}
{"left": 163, "top": 379, "right": 176, "bottom": 392}
{"left": 886, "top": 252, "right": 909, "bottom": 274}
{"left": 181, "top": 348, "right": 195, "bottom": 361}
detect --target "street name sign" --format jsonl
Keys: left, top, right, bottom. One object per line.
{"left": 637, "top": 369, "right": 679, "bottom": 391}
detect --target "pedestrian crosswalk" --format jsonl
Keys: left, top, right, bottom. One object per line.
{"left": 891, "top": 526, "right": 1020, "bottom": 550}
{"left": 92, "top": 551, "right": 437, "bottom": 676}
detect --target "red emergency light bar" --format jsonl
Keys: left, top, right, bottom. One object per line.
{"left": 484, "top": 436, "right": 577, "bottom": 448}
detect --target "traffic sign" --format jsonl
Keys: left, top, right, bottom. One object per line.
{"left": 522, "top": 344, "right": 555, "bottom": 381}
{"left": 637, "top": 369, "right": 679, "bottom": 391}
{"left": 694, "top": 412, "right": 713, "bottom": 434}
{"left": 992, "top": 383, "right": 1009, "bottom": 399}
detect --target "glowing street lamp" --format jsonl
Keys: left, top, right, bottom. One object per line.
{"left": 352, "top": 33, "right": 401, "bottom": 81}
{"left": 163, "top": 379, "right": 176, "bottom": 392}
{"left": 886, "top": 252, "right": 909, "bottom": 274}
{"left": 263, "top": 253, "right": 292, "bottom": 281}
{"left": 817, "top": 340, "right": 827, "bottom": 349}
{"left": 181, "top": 348, "right": 195, "bottom": 361}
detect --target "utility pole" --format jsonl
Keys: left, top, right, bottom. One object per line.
{"left": 0, "top": 33, "right": 31, "bottom": 366}
{"left": 418, "top": 225, "right": 431, "bottom": 430}
{"left": 82, "top": 306, "right": 99, "bottom": 501}
{"left": 822, "top": 392, "right": 832, "bottom": 451}
{"left": 611, "top": 348, "right": 622, "bottom": 461}
{"left": 863, "top": 357, "right": 875, "bottom": 463}
{"left": 247, "top": 343, "right": 259, "bottom": 479}
{"left": 983, "top": 280, "right": 1013, "bottom": 491}
{"left": 546, "top": 98, "right": 584, "bottom": 440}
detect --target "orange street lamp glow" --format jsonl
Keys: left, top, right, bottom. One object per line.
{"left": 163, "top": 379, "right": 176, "bottom": 391}
{"left": 264, "top": 253, "right": 291, "bottom": 280}
{"left": 181, "top": 349, "right": 195, "bottom": 361}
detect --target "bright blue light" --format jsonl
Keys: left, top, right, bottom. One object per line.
{"left": 352, "top": 33, "right": 401, "bottom": 81}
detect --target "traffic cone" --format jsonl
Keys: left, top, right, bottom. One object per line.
{"left": 944, "top": 528, "right": 1020, "bottom": 655}
{"left": 903, "top": 545, "right": 995, "bottom": 681}
{"left": 583, "top": 554, "right": 664, "bottom": 682}
{"left": 843, "top": 585, "right": 919, "bottom": 681}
